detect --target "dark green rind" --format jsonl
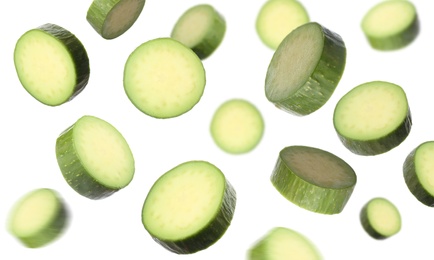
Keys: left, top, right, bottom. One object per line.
{"left": 265, "top": 22, "right": 346, "bottom": 116}
{"left": 359, "top": 201, "right": 388, "bottom": 240}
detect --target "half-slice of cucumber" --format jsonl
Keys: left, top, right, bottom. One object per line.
{"left": 361, "top": 0, "right": 419, "bottom": 50}
{"left": 256, "top": 0, "right": 310, "bottom": 50}
{"left": 360, "top": 197, "right": 401, "bottom": 240}
{"left": 124, "top": 37, "right": 206, "bottom": 119}
{"left": 7, "top": 188, "right": 69, "bottom": 248}
{"left": 56, "top": 115, "right": 135, "bottom": 200}
{"left": 271, "top": 145, "right": 357, "bottom": 214}
{"left": 14, "top": 23, "right": 90, "bottom": 106}
{"left": 333, "top": 81, "right": 412, "bottom": 156}
{"left": 171, "top": 4, "right": 226, "bottom": 59}
{"left": 87, "top": 0, "right": 146, "bottom": 39}
{"left": 142, "top": 160, "right": 236, "bottom": 254}
{"left": 265, "top": 22, "right": 346, "bottom": 116}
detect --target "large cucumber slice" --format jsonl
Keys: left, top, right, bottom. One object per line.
{"left": 171, "top": 4, "right": 226, "bottom": 59}
{"left": 14, "top": 23, "right": 90, "bottom": 106}
{"left": 271, "top": 145, "right": 357, "bottom": 214}
{"left": 87, "top": 0, "right": 146, "bottom": 39}
{"left": 124, "top": 37, "right": 206, "bottom": 119}
{"left": 142, "top": 160, "right": 236, "bottom": 254}
{"left": 7, "top": 188, "right": 69, "bottom": 248}
{"left": 333, "top": 81, "right": 412, "bottom": 156}
{"left": 56, "top": 115, "right": 135, "bottom": 200}
{"left": 265, "top": 22, "right": 346, "bottom": 116}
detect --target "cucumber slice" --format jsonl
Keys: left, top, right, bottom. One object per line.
{"left": 124, "top": 37, "right": 206, "bottom": 119}
{"left": 210, "top": 99, "right": 264, "bottom": 154}
{"left": 361, "top": 0, "right": 419, "bottom": 50}
{"left": 56, "top": 115, "right": 135, "bottom": 200}
{"left": 265, "top": 22, "right": 346, "bottom": 116}
{"left": 14, "top": 23, "right": 90, "bottom": 106}
{"left": 360, "top": 197, "right": 401, "bottom": 239}
{"left": 171, "top": 4, "right": 226, "bottom": 60}
{"left": 271, "top": 145, "right": 357, "bottom": 214}
{"left": 7, "top": 188, "right": 69, "bottom": 248}
{"left": 248, "top": 227, "right": 322, "bottom": 260}
{"left": 86, "top": 0, "right": 146, "bottom": 39}
{"left": 403, "top": 141, "right": 434, "bottom": 206}
{"left": 142, "top": 160, "right": 236, "bottom": 254}
{"left": 256, "top": 0, "right": 310, "bottom": 50}
{"left": 333, "top": 81, "right": 412, "bottom": 156}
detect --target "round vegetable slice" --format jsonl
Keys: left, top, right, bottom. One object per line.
{"left": 210, "top": 99, "right": 264, "bottom": 154}
{"left": 333, "top": 81, "right": 411, "bottom": 156}
{"left": 124, "top": 37, "right": 206, "bottom": 119}
{"left": 171, "top": 4, "right": 226, "bottom": 59}
{"left": 256, "top": 0, "right": 310, "bottom": 50}
{"left": 360, "top": 197, "right": 401, "bottom": 239}
{"left": 14, "top": 23, "right": 90, "bottom": 106}
{"left": 7, "top": 188, "right": 69, "bottom": 248}
{"left": 248, "top": 227, "right": 322, "bottom": 260}
{"left": 271, "top": 145, "right": 357, "bottom": 214}
{"left": 361, "top": 0, "right": 419, "bottom": 50}
{"left": 56, "top": 115, "right": 135, "bottom": 200}
{"left": 265, "top": 22, "right": 346, "bottom": 116}
{"left": 142, "top": 160, "right": 236, "bottom": 254}
{"left": 86, "top": 0, "right": 146, "bottom": 39}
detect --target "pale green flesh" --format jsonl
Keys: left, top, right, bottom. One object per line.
{"left": 366, "top": 198, "right": 401, "bottom": 237}
{"left": 14, "top": 30, "right": 76, "bottom": 105}
{"left": 211, "top": 99, "right": 264, "bottom": 154}
{"left": 256, "top": 0, "right": 309, "bottom": 49}
{"left": 142, "top": 161, "right": 225, "bottom": 241}
{"left": 102, "top": 0, "right": 145, "bottom": 39}
{"left": 414, "top": 142, "right": 434, "bottom": 196}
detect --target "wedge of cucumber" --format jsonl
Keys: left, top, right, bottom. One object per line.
{"left": 142, "top": 160, "right": 236, "bottom": 254}
{"left": 56, "top": 115, "right": 135, "bottom": 200}
{"left": 265, "top": 22, "right": 346, "bottom": 116}
{"left": 333, "top": 81, "right": 412, "bottom": 156}
{"left": 14, "top": 23, "right": 90, "bottom": 106}
{"left": 360, "top": 197, "right": 401, "bottom": 239}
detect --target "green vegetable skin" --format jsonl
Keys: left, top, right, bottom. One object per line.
{"left": 360, "top": 197, "right": 401, "bottom": 239}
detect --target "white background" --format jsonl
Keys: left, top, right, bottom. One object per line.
{"left": 1, "top": 0, "right": 433, "bottom": 259}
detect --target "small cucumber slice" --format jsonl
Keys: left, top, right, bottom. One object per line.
{"left": 333, "top": 81, "right": 412, "bottom": 156}
{"left": 248, "top": 227, "right": 322, "bottom": 260}
{"left": 14, "top": 23, "right": 90, "bottom": 106}
{"left": 171, "top": 4, "right": 226, "bottom": 59}
{"left": 361, "top": 0, "right": 419, "bottom": 50}
{"left": 210, "top": 99, "right": 264, "bottom": 154}
{"left": 87, "top": 0, "right": 146, "bottom": 39}
{"left": 56, "top": 115, "right": 135, "bottom": 200}
{"left": 256, "top": 0, "right": 310, "bottom": 50}
{"left": 360, "top": 197, "right": 401, "bottom": 239}
{"left": 8, "top": 188, "right": 69, "bottom": 248}
{"left": 124, "top": 37, "right": 206, "bottom": 119}
{"left": 142, "top": 160, "right": 236, "bottom": 254}
{"left": 271, "top": 145, "right": 357, "bottom": 214}
{"left": 265, "top": 22, "right": 346, "bottom": 116}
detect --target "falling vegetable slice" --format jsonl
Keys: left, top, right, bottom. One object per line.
{"left": 360, "top": 197, "right": 401, "bottom": 239}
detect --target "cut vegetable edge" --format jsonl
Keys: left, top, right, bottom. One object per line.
{"left": 56, "top": 115, "right": 135, "bottom": 200}
{"left": 360, "top": 197, "right": 401, "bottom": 239}
{"left": 271, "top": 145, "right": 357, "bottom": 214}
{"left": 265, "top": 22, "right": 346, "bottom": 116}
{"left": 14, "top": 23, "right": 90, "bottom": 106}
{"left": 142, "top": 160, "right": 236, "bottom": 254}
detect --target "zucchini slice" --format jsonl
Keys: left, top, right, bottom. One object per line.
{"left": 14, "top": 23, "right": 90, "bottom": 106}
{"left": 87, "top": 0, "right": 146, "bottom": 39}
{"left": 124, "top": 37, "right": 206, "bottom": 119}
{"left": 360, "top": 197, "right": 401, "bottom": 239}
{"left": 142, "top": 160, "right": 236, "bottom": 254}
{"left": 56, "top": 115, "right": 135, "bottom": 200}
{"left": 256, "top": 0, "right": 310, "bottom": 50}
{"left": 271, "top": 145, "right": 357, "bottom": 214}
{"left": 248, "top": 227, "right": 322, "bottom": 260}
{"left": 361, "top": 0, "right": 419, "bottom": 50}
{"left": 8, "top": 188, "right": 69, "bottom": 248}
{"left": 265, "top": 22, "right": 346, "bottom": 116}
{"left": 333, "top": 81, "right": 412, "bottom": 156}
{"left": 210, "top": 99, "right": 264, "bottom": 154}
{"left": 171, "top": 4, "right": 226, "bottom": 60}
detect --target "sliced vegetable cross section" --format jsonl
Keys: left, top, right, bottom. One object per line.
{"left": 360, "top": 197, "right": 401, "bottom": 239}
